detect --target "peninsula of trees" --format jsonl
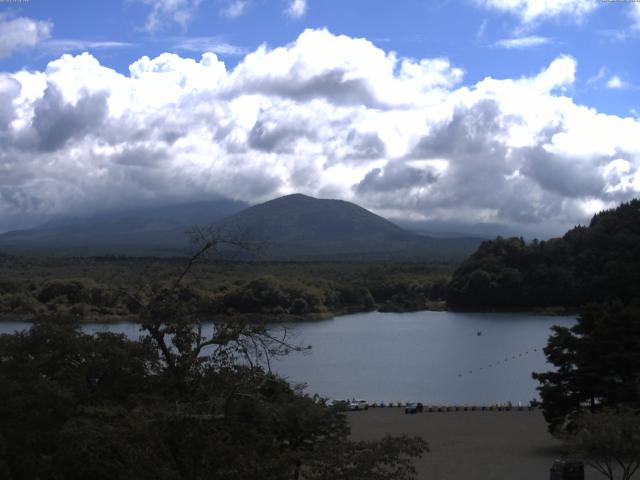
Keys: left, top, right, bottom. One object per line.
{"left": 447, "top": 199, "right": 640, "bottom": 311}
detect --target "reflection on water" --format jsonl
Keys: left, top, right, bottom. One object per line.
{"left": 0, "top": 310, "right": 574, "bottom": 404}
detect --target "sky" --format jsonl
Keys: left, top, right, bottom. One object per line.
{"left": 0, "top": 0, "right": 639, "bottom": 237}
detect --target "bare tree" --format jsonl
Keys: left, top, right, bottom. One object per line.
{"left": 116, "top": 226, "right": 305, "bottom": 398}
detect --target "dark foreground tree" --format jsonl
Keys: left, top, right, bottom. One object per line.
{"left": 0, "top": 233, "right": 427, "bottom": 480}
{"left": 562, "top": 408, "right": 640, "bottom": 480}
{"left": 533, "top": 304, "right": 640, "bottom": 433}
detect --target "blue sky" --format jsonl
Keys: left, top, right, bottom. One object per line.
{"left": 3, "top": 0, "right": 637, "bottom": 115}
{"left": 0, "top": 0, "right": 639, "bottom": 236}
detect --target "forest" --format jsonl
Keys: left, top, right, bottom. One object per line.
{"left": 447, "top": 200, "right": 640, "bottom": 311}
{"left": 0, "top": 258, "right": 451, "bottom": 323}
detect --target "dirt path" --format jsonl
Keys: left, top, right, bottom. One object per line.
{"left": 347, "top": 408, "right": 598, "bottom": 480}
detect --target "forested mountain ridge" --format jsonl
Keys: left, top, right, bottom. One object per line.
{"left": 447, "top": 199, "right": 640, "bottom": 309}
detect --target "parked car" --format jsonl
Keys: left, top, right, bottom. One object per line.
{"left": 348, "top": 400, "right": 369, "bottom": 411}
{"left": 404, "top": 402, "right": 424, "bottom": 414}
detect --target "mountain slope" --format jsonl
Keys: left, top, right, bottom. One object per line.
{"left": 0, "top": 199, "right": 248, "bottom": 256}
{"left": 0, "top": 194, "right": 482, "bottom": 260}
{"left": 214, "top": 194, "right": 481, "bottom": 260}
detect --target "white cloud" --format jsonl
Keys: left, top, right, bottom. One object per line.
{"left": 477, "top": 19, "right": 489, "bottom": 40}
{"left": 606, "top": 75, "right": 629, "bottom": 89}
{"left": 631, "top": 3, "right": 640, "bottom": 30}
{"left": 41, "top": 40, "right": 134, "bottom": 54}
{"left": 285, "top": 0, "right": 307, "bottom": 19}
{"left": 475, "top": 0, "right": 599, "bottom": 24}
{"left": 587, "top": 68, "right": 633, "bottom": 90}
{"left": 587, "top": 66, "right": 606, "bottom": 85}
{"left": 0, "top": 15, "right": 52, "bottom": 58}
{"left": 135, "top": 0, "right": 202, "bottom": 32}
{"left": 493, "top": 35, "right": 551, "bottom": 49}
{"left": 0, "top": 29, "right": 639, "bottom": 235}
{"left": 172, "top": 37, "right": 247, "bottom": 55}
{"left": 221, "top": 0, "right": 248, "bottom": 18}
{"left": 226, "top": 29, "right": 464, "bottom": 108}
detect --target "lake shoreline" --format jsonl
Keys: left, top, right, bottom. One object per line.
{"left": 0, "top": 301, "right": 576, "bottom": 324}
{"left": 0, "top": 310, "right": 576, "bottom": 404}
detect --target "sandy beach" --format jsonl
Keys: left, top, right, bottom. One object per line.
{"left": 347, "top": 408, "right": 598, "bottom": 480}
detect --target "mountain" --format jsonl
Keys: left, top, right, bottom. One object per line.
{"left": 0, "top": 199, "right": 248, "bottom": 256}
{"left": 0, "top": 194, "right": 482, "bottom": 260}
{"left": 213, "top": 194, "right": 481, "bottom": 260}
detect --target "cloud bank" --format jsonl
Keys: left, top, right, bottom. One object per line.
{"left": 0, "top": 15, "right": 52, "bottom": 58}
{"left": 1, "top": 29, "right": 639, "bottom": 235}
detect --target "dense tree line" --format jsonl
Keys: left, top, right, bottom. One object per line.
{"left": 447, "top": 199, "right": 640, "bottom": 310}
{"left": 0, "top": 260, "right": 450, "bottom": 322}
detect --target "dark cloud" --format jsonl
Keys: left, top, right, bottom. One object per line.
{"left": 232, "top": 170, "right": 282, "bottom": 198}
{"left": 249, "top": 120, "right": 309, "bottom": 153}
{"left": 111, "top": 145, "right": 168, "bottom": 167}
{"left": 356, "top": 163, "right": 437, "bottom": 194}
{"left": 231, "top": 69, "right": 384, "bottom": 108}
{"left": 345, "top": 130, "right": 386, "bottom": 160}
{"left": 519, "top": 146, "right": 606, "bottom": 198}
{"left": 412, "top": 100, "right": 503, "bottom": 159}
{"left": 409, "top": 99, "right": 511, "bottom": 207}
{"left": 0, "top": 75, "right": 20, "bottom": 131}
{"left": 32, "top": 85, "right": 108, "bottom": 152}
{"left": 356, "top": 99, "right": 571, "bottom": 228}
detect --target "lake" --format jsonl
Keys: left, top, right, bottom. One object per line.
{"left": 0, "top": 310, "right": 575, "bottom": 405}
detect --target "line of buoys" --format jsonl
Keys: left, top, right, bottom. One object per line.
{"left": 456, "top": 345, "right": 544, "bottom": 378}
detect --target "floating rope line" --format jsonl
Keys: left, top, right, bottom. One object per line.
{"left": 457, "top": 346, "right": 542, "bottom": 377}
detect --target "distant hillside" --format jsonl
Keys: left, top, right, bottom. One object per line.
{"left": 0, "top": 194, "right": 482, "bottom": 261}
{"left": 214, "top": 194, "right": 481, "bottom": 261}
{"left": 0, "top": 199, "right": 248, "bottom": 256}
{"left": 447, "top": 199, "right": 640, "bottom": 309}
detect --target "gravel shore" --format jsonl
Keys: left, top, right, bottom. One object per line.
{"left": 347, "top": 408, "right": 597, "bottom": 480}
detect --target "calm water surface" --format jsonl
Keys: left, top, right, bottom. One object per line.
{"left": 0, "top": 311, "right": 575, "bottom": 404}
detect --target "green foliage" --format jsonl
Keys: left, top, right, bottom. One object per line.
{"left": 0, "top": 319, "right": 427, "bottom": 480}
{"left": 448, "top": 199, "right": 640, "bottom": 309}
{"left": 562, "top": 408, "right": 640, "bottom": 480}
{"left": 0, "top": 258, "right": 452, "bottom": 322}
{"left": 0, "top": 321, "right": 157, "bottom": 479}
{"left": 0, "top": 247, "right": 428, "bottom": 480}
{"left": 533, "top": 304, "right": 640, "bottom": 434}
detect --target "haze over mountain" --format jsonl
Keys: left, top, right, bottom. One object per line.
{"left": 0, "top": 194, "right": 482, "bottom": 260}
{"left": 0, "top": 199, "right": 248, "bottom": 257}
